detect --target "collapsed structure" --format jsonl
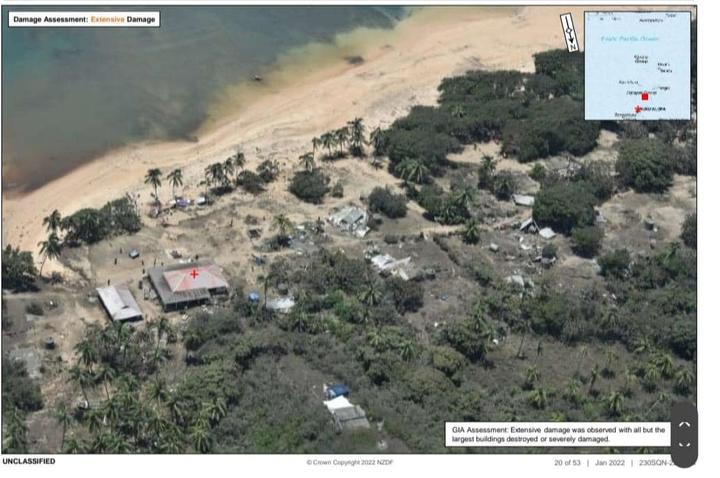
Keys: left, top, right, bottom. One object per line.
{"left": 328, "top": 205, "right": 369, "bottom": 238}
{"left": 148, "top": 261, "right": 229, "bottom": 311}
{"left": 322, "top": 384, "right": 370, "bottom": 431}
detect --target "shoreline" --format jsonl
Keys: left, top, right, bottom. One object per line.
{"left": 3, "top": 5, "right": 576, "bottom": 260}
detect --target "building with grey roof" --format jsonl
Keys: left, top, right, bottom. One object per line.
{"left": 96, "top": 285, "right": 143, "bottom": 322}
{"left": 147, "top": 261, "right": 229, "bottom": 311}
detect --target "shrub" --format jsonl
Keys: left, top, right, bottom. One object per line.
{"left": 598, "top": 249, "right": 631, "bottom": 278}
{"left": 681, "top": 213, "right": 696, "bottom": 249}
{"left": 25, "top": 302, "right": 44, "bottom": 316}
{"left": 386, "top": 277, "right": 423, "bottom": 314}
{"left": 442, "top": 318, "right": 488, "bottom": 362}
{"left": 288, "top": 170, "right": 330, "bottom": 204}
{"left": 492, "top": 171, "right": 517, "bottom": 200}
{"left": 431, "top": 346, "right": 466, "bottom": 377}
{"left": 236, "top": 171, "right": 266, "bottom": 194}
{"left": 1, "top": 246, "right": 38, "bottom": 292}
{"left": 533, "top": 182, "right": 596, "bottom": 234}
{"left": 256, "top": 160, "right": 279, "bottom": 183}
{"left": 576, "top": 161, "right": 615, "bottom": 201}
{"left": 571, "top": 226, "right": 604, "bottom": 258}
{"left": 330, "top": 182, "right": 344, "bottom": 198}
{"left": 529, "top": 163, "right": 547, "bottom": 182}
{"left": 61, "top": 197, "right": 141, "bottom": 245}
{"left": 368, "top": 187, "right": 408, "bottom": 219}
{"left": 616, "top": 138, "right": 674, "bottom": 193}
{"left": 541, "top": 243, "right": 557, "bottom": 259}
{"left": 2, "top": 357, "right": 43, "bottom": 413}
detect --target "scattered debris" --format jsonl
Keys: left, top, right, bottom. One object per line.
{"left": 128, "top": 249, "right": 140, "bottom": 259}
{"left": 328, "top": 205, "right": 369, "bottom": 238}
{"left": 323, "top": 385, "right": 370, "bottom": 431}
{"left": 370, "top": 254, "right": 417, "bottom": 281}
{"left": 489, "top": 243, "right": 500, "bottom": 253}
{"left": 538, "top": 227, "right": 556, "bottom": 240}
{"left": 505, "top": 275, "right": 525, "bottom": 288}
{"left": 266, "top": 296, "right": 296, "bottom": 313}
{"left": 248, "top": 291, "right": 261, "bottom": 303}
{"left": 519, "top": 218, "right": 540, "bottom": 234}
{"left": 196, "top": 196, "right": 207, "bottom": 206}
{"left": 512, "top": 194, "right": 535, "bottom": 207}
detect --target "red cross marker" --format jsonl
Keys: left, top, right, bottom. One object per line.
{"left": 635, "top": 105, "right": 642, "bottom": 113}
{"left": 190, "top": 269, "right": 199, "bottom": 279}
{"left": 641, "top": 91, "right": 649, "bottom": 101}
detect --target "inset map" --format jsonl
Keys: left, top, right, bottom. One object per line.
{"left": 585, "top": 11, "right": 691, "bottom": 120}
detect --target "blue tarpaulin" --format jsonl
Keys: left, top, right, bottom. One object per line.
{"left": 248, "top": 292, "right": 261, "bottom": 302}
{"left": 327, "top": 384, "right": 350, "bottom": 399}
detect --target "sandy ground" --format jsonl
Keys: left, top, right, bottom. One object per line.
{"left": 3, "top": 6, "right": 587, "bottom": 266}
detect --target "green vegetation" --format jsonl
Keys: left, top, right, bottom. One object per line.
{"left": 681, "top": 213, "right": 696, "bottom": 249}
{"left": 598, "top": 249, "right": 631, "bottom": 278}
{"left": 616, "top": 139, "right": 674, "bottom": 193}
{"left": 2, "top": 245, "right": 38, "bottom": 291}
{"left": 571, "top": 226, "right": 604, "bottom": 258}
{"left": 533, "top": 182, "right": 596, "bottom": 235}
{"left": 368, "top": 187, "right": 408, "bottom": 219}
{"left": 2, "top": 357, "right": 43, "bottom": 453}
{"left": 61, "top": 197, "right": 141, "bottom": 245}
{"left": 288, "top": 170, "right": 330, "bottom": 204}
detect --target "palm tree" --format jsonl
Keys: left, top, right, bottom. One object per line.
{"left": 231, "top": 149, "right": 246, "bottom": 171}
{"left": 166, "top": 169, "right": 183, "bottom": 199}
{"left": 396, "top": 158, "right": 429, "bottom": 184}
{"left": 477, "top": 154, "right": 496, "bottom": 189}
{"left": 674, "top": 367, "right": 694, "bottom": 396}
{"left": 347, "top": 117, "right": 365, "bottom": 154}
{"left": 272, "top": 214, "right": 294, "bottom": 245}
{"left": 43, "top": 209, "right": 62, "bottom": 234}
{"left": 205, "top": 162, "right": 228, "bottom": 190}
{"left": 643, "top": 363, "right": 661, "bottom": 391}
{"left": 69, "top": 365, "right": 92, "bottom": 406}
{"left": 524, "top": 365, "right": 540, "bottom": 390}
{"left": 528, "top": 387, "right": 548, "bottom": 409}
{"left": 462, "top": 219, "right": 480, "bottom": 244}
{"left": 74, "top": 338, "right": 99, "bottom": 370}
{"left": 148, "top": 377, "right": 169, "bottom": 404}
{"left": 298, "top": 152, "right": 315, "bottom": 172}
{"left": 359, "top": 280, "right": 383, "bottom": 322}
{"left": 191, "top": 420, "right": 212, "bottom": 453}
{"left": 4, "top": 408, "right": 28, "bottom": 453}
{"left": 311, "top": 136, "right": 321, "bottom": 154}
{"left": 589, "top": 363, "right": 600, "bottom": 394}
{"left": 605, "top": 391, "right": 624, "bottom": 417}
{"left": 368, "top": 127, "right": 386, "bottom": 157}
{"left": 334, "top": 126, "right": 350, "bottom": 156}
{"left": 398, "top": 339, "right": 416, "bottom": 361}
{"left": 97, "top": 365, "right": 117, "bottom": 400}
{"left": 55, "top": 403, "right": 72, "bottom": 452}
{"left": 38, "top": 232, "right": 62, "bottom": 276}
{"left": 144, "top": 168, "right": 163, "bottom": 205}
{"left": 366, "top": 329, "right": 386, "bottom": 350}
{"left": 223, "top": 156, "right": 236, "bottom": 180}
{"left": 64, "top": 436, "right": 84, "bottom": 454}
{"left": 319, "top": 131, "right": 335, "bottom": 157}
{"left": 653, "top": 352, "right": 675, "bottom": 379}
{"left": 563, "top": 379, "right": 582, "bottom": 406}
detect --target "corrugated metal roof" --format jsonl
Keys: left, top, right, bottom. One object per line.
{"left": 96, "top": 286, "right": 143, "bottom": 321}
{"left": 163, "top": 264, "right": 229, "bottom": 292}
